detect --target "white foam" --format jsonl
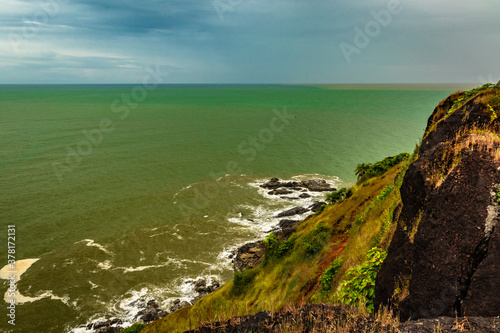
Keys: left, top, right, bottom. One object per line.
{"left": 76, "top": 239, "right": 114, "bottom": 257}
{"left": 97, "top": 260, "right": 113, "bottom": 270}
{"left": 172, "top": 183, "right": 196, "bottom": 199}
{"left": 89, "top": 281, "right": 99, "bottom": 290}
{"left": 120, "top": 264, "right": 171, "bottom": 273}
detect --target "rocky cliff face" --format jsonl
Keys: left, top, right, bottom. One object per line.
{"left": 375, "top": 83, "right": 500, "bottom": 319}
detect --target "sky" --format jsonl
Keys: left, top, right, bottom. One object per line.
{"left": 0, "top": 0, "right": 499, "bottom": 84}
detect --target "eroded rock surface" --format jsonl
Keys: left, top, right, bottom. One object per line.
{"left": 375, "top": 88, "right": 500, "bottom": 319}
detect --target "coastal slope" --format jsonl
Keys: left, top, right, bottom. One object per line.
{"left": 141, "top": 82, "right": 500, "bottom": 333}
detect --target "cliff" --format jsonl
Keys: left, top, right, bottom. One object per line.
{"left": 138, "top": 83, "right": 500, "bottom": 333}
{"left": 375, "top": 82, "right": 500, "bottom": 319}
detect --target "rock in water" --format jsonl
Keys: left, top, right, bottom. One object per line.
{"left": 301, "top": 179, "right": 334, "bottom": 192}
{"left": 268, "top": 188, "right": 293, "bottom": 195}
{"left": 276, "top": 206, "right": 309, "bottom": 217}
{"left": 261, "top": 178, "right": 301, "bottom": 189}
{"left": 278, "top": 219, "right": 300, "bottom": 229}
{"left": 260, "top": 178, "right": 282, "bottom": 189}
{"left": 136, "top": 299, "right": 167, "bottom": 323}
{"left": 169, "top": 300, "right": 192, "bottom": 313}
{"left": 375, "top": 88, "right": 500, "bottom": 319}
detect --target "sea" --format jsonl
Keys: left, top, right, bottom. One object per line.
{"left": 0, "top": 84, "right": 471, "bottom": 332}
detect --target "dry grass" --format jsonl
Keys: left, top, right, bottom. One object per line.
{"left": 425, "top": 125, "right": 500, "bottom": 188}
{"left": 188, "top": 304, "right": 401, "bottom": 333}
{"left": 451, "top": 317, "right": 472, "bottom": 331}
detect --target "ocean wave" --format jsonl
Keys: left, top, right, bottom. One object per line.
{"left": 71, "top": 273, "right": 223, "bottom": 333}
{"left": 76, "top": 239, "right": 114, "bottom": 257}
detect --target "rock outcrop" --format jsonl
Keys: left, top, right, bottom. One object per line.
{"left": 233, "top": 241, "right": 266, "bottom": 271}
{"left": 375, "top": 84, "right": 500, "bottom": 319}
{"left": 260, "top": 177, "right": 335, "bottom": 192}
{"left": 276, "top": 206, "right": 309, "bottom": 217}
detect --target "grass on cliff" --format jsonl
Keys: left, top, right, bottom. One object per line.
{"left": 425, "top": 81, "right": 500, "bottom": 138}
{"left": 142, "top": 157, "right": 410, "bottom": 333}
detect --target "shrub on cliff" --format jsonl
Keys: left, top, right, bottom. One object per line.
{"left": 336, "top": 247, "right": 387, "bottom": 313}
{"left": 325, "top": 187, "right": 352, "bottom": 205}
{"left": 301, "top": 222, "right": 331, "bottom": 258}
{"left": 231, "top": 268, "right": 259, "bottom": 297}
{"left": 263, "top": 233, "right": 297, "bottom": 264}
{"left": 320, "top": 257, "right": 343, "bottom": 293}
{"left": 119, "top": 323, "right": 145, "bottom": 333}
{"left": 355, "top": 153, "right": 410, "bottom": 184}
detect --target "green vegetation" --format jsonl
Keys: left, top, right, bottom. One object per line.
{"left": 325, "top": 187, "right": 352, "bottom": 204}
{"left": 336, "top": 248, "right": 387, "bottom": 313}
{"left": 140, "top": 85, "right": 500, "bottom": 333}
{"left": 142, "top": 153, "right": 408, "bottom": 333}
{"left": 231, "top": 268, "right": 259, "bottom": 296}
{"left": 375, "top": 185, "right": 394, "bottom": 203}
{"left": 448, "top": 83, "right": 498, "bottom": 114}
{"left": 263, "top": 233, "right": 297, "bottom": 264}
{"left": 119, "top": 323, "right": 146, "bottom": 333}
{"left": 319, "top": 258, "right": 343, "bottom": 293}
{"left": 301, "top": 222, "right": 331, "bottom": 258}
{"left": 488, "top": 104, "right": 498, "bottom": 121}
{"left": 312, "top": 204, "right": 326, "bottom": 216}
{"left": 354, "top": 153, "right": 410, "bottom": 184}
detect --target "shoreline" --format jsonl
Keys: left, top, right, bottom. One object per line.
{"left": 72, "top": 176, "right": 338, "bottom": 333}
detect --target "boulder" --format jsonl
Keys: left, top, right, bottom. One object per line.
{"left": 276, "top": 206, "right": 309, "bottom": 217}
{"left": 260, "top": 178, "right": 282, "bottom": 189}
{"left": 268, "top": 188, "right": 293, "bottom": 195}
{"left": 308, "top": 201, "right": 326, "bottom": 212}
{"left": 261, "top": 178, "right": 301, "bottom": 189}
{"left": 89, "top": 319, "right": 123, "bottom": 333}
{"left": 233, "top": 241, "right": 266, "bottom": 271}
{"left": 169, "top": 300, "right": 192, "bottom": 313}
{"left": 301, "top": 179, "right": 334, "bottom": 192}
{"left": 278, "top": 219, "right": 300, "bottom": 229}
{"left": 136, "top": 299, "right": 167, "bottom": 323}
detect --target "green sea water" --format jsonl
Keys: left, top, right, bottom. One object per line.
{"left": 0, "top": 84, "right": 467, "bottom": 332}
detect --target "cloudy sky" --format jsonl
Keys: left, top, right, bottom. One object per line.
{"left": 1, "top": 0, "right": 499, "bottom": 84}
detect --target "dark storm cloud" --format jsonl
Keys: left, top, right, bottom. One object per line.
{"left": 0, "top": 0, "right": 499, "bottom": 83}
